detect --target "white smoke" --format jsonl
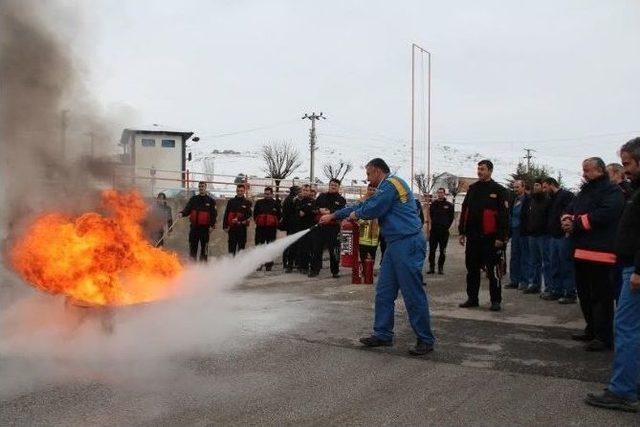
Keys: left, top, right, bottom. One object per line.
{"left": 0, "top": 230, "right": 311, "bottom": 398}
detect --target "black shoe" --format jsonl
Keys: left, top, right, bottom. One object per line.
{"left": 571, "top": 333, "right": 594, "bottom": 342}
{"left": 585, "top": 339, "right": 612, "bottom": 352}
{"left": 585, "top": 390, "right": 638, "bottom": 412}
{"left": 265, "top": 265, "right": 272, "bottom": 272}
{"left": 540, "top": 292, "right": 559, "bottom": 301}
{"left": 459, "top": 300, "right": 479, "bottom": 308}
{"left": 256, "top": 266, "right": 263, "bottom": 272}
{"left": 308, "top": 271, "right": 319, "bottom": 278}
{"left": 437, "top": 269, "right": 444, "bottom": 275}
{"left": 359, "top": 335, "right": 393, "bottom": 347}
{"left": 285, "top": 267, "right": 293, "bottom": 273}
{"left": 332, "top": 272, "right": 340, "bottom": 278}
{"left": 426, "top": 269, "right": 435, "bottom": 275}
{"left": 523, "top": 287, "right": 540, "bottom": 294}
{"left": 504, "top": 283, "right": 519, "bottom": 289}
{"left": 489, "top": 303, "right": 501, "bottom": 312}
{"left": 558, "top": 296, "right": 577, "bottom": 304}
{"left": 408, "top": 339, "right": 434, "bottom": 356}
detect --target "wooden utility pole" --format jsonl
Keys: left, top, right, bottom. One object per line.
{"left": 302, "top": 112, "right": 326, "bottom": 183}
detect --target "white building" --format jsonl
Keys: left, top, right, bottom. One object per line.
{"left": 119, "top": 125, "right": 194, "bottom": 196}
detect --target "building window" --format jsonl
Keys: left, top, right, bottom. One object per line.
{"left": 141, "top": 138, "right": 156, "bottom": 147}
{"left": 161, "top": 139, "right": 176, "bottom": 148}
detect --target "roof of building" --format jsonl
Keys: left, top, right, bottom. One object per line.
{"left": 120, "top": 124, "right": 194, "bottom": 145}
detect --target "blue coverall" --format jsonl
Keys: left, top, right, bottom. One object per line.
{"left": 334, "top": 175, "right": 436, "bottom": 345}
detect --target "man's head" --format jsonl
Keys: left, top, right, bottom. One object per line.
{"left": 542, "top": 177, "right": 559, "bottom": 194}
{"left": 198, "top": 181, "right": 207, "bottom": 195}
{"left": 436, "top": 187, "right": 446, "bottom": 201}
{"left": 264, "top": 186, "right": 274, "bottom": 199}
{"left": 477, "top": 160, "right": 493, "bottom": 181}
{"left": 157, "top": 192, "right": 167, "bottom": 203}
{"left": 289, "top": 185, "right": 300, "bottom": 198}
{"left": 533, "top": 178, "right": 543, "bottom": 194}
{"left": 513, "top": 180, "right": 525, "bottom": 196}
{"left": 328, "top": 179, "right": 341, "bottom": 194}
{"left": 300, "top": 184, "right": 311, "bottom": 198}
{"left": 620, "top": 137, "right": 640, "bottom": 181}
{"left": 236, "top": 184, "right": 246, "bottom": 197}
{"left": 310, "top": 185, "right": 318, "bottom": 198}
{"left": 582, "top": 157, "right": 607, "bottom": 182}
{"left": 607, "top": 163, "right": 625, "bottom": 184}
{"left": 365, "top": 158, "right": 391, "bottom": 187}
{"left": 365, "top": 183, "right": 376, "bottom": 198}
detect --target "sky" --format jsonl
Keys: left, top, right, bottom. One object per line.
{"left": 73, "top": 0, "right": 640, "bottom": 186}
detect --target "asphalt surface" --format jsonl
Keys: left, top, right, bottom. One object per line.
{"left": 1, "top": 239, "right": 637, "bottom": 426}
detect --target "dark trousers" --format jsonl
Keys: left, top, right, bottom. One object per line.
{"left": 189, "top": 226, "right": 210, "bottom": 262}
{"left": 428, "top": 226, "right": 449, "bottom": 271}
{"left": 465, "top": 234, "right": 501, "bottom": 304}
{"left": 575, "top": 261, "right": 614, "bottom": 345}
{"left": 380, "top": 236, "right": 387, "bottom": 259}
{"left": 311, "top": 226, "right": 340, "bottom": 275}
{"left": 359, "top": 244, "right": 378, "bottom": 264}
{"left": 283, "top": 229, "right": 297, "bottom": 269}
{"left": 228, "top": 226, "right": 247, "bottom": 255}
{"left": 255, "top": 226, "right": 277, "bottom": 269}
{"left": 296, "top": 232, "right": 312, "bottom": 271}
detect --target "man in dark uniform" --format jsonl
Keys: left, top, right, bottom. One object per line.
{"left": 178, "top": 181, "right": 217, "bottom": 262}
{"left": 427, "top": 187, "right": 454, "bottom": 275}
{"left": 293, "top": 184, "right": 315, "bottom": 273}
{"left": 458, "top": 160, "right": 509, "bottom": 311}
{"left": 280, "top": 185, "right": 300, "bottom": 273}
{"left": 310, "top": 179, "right": 347, "bottom": 278}
{"left": 223, "top": 184, "right": 253, "bottom": 255}
{"left": 253, "top": 186, "right": 281, "bottom": 270}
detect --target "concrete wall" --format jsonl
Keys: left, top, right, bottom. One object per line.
{"left": 133, "top": 133, "right": 184, "bottom": 197}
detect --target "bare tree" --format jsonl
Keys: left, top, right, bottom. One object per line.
{"left": 414, "top": 173, "right": 428, "bottom": 196}
{"left": 261, "top": 140, "right": 302, "bottom": 196}
{"left": 322, "top": 160, "right": 353, "bottom": 182}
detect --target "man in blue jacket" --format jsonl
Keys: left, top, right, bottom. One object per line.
{"left": 318, "top": 158, "right": 436, "bottom": 356}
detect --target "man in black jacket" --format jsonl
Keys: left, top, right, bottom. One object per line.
{"left": 178, "top": 181, "right": 217, "bottom": 262}
{"left": 427, "top": 187, "right": 454, "bottom": 275}
{"left": 525, "top": 179, "right": 552, "bottom": 295}
{"left": 586, "top": 138, "right": 640, "bottom": 411}
{"left": 223, "top": 184, "right": 253, "bottom": 255}
{"left": 293, "top": 184, "right": 315, "bottom": 273}
{"left": 310, "top": 179, "right": 346, "bottom": 278}
{"left": 280, "top": 186, "right": 300, "bottom": 273}
{"left": 458, "top": 160, "right": 509, "bottom": 311}
{"left": 563, "top": 157, "right": 624, "bottom": 351}
{"left": 254, "top": 186, "right": 281, "bottom": 271}
{"left": 542, "top": 177, "right": 576, "bottom": 303}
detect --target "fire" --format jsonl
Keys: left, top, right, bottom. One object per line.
{"left": 10, "top": 190, "right": 183, "bottom": 306}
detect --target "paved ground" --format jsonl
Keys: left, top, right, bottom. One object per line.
{"left": 1, "top": 237, "right": 637, "bottom": 426}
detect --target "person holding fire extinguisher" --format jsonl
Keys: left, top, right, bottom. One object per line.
{"left": 310, "top": 179, "right": 347, "bottom": 278}
{"left": 319, "top": 158, "right": 436, "bottom": 356}
{"left": 223, "top": 183, "right": 253, "bottom": 255}
{"left": 458, "top": 160, "right": 509, "bottom": 312}
{"left": 178, "top": 181, "right": 217, "bottom": 262}
{"left": 253, "top": 186, "right": 281, "bottom": 271}
{"left": 358, "top": 184, "right": 380, "bottom": 264}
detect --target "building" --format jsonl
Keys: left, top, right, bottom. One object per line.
{"left": 119, "top": 125, "right": 194, "bottom": 196}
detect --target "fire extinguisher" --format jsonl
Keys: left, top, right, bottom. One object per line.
{"left": 340, "top": 219, "right": 361, "bottom": 284}
{"left": 362, "top": 253, "right": 374, "bottom": 284}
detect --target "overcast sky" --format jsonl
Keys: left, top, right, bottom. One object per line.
{"left": 76, "top": 0, "right": 640, "bottom": 184}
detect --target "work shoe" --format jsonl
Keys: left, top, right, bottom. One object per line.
{"left": 408, "top": 340, "right": 434, "bottom": 356}
{"left": 359, "top": 335, "right": 393, "bottom": 347}
{"left": 585, "top": 339, "right": 612, "bottom": 352}
{"left": 523, "top": 287, "right": 540, "bottom": 294}
{"left": 504, "top": 283, "right": 519, "bottom": 289}
{"left": 426, "top": 269, "right": 435, "bottom": 275}
{"left": 332, "top": 272, "right": 340, "bottom": 278}
{"left": 284, "top": 267, "right": 293, "bottom": 273}
{"left": 459, "top": 300, "right": 479, "bottom": 308}
{"left": 437, "top": 269, "right": 444, "bottom": 275}
{"left": 571, "top": 333, "right": 594, "bottom": 342}
{"left": 540, "top": 292, "right": 559, "bottom": 301}
{"left": 585, "top": 389, "right": 638, "bottom": 413}
{"left": 489, "top": 303, "right": 502, "bottom": 312}
{"left": 265, "top": 265, "right": 273, "bottom": 272}
{"left": 308, "top": 271, "right": 319, "bottom": 278}
{"left": 558, "top": 296, "right": 577, "bottom": 305}
{"left": 256, "top": 266, "right": 263, "bottom": 272}
{"left": 517, "top": 283, "right": 528, "bottom": 290}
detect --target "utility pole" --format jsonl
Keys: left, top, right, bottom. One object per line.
{"left": 523, "top": 148, "right": 535, "bottom": 173}
{"left": 302, "top": 112, "right": 326, "bottom": 183}
{"left": 410, "top": 43, "right": 431, "bottom": 193}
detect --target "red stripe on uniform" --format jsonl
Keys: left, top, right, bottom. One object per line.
{"left": 574, "top": 249, "right": 616, "bottom": 264}
{"left": 580, "top": 214, "right": 592, "bottom": 231}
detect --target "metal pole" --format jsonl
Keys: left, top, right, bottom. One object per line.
{"left": 427, "top": 51, "right": 431, "bottom": 193}
{"left": 410, "top": 45, "right": 415, "bottom": 191}
{"left": 310, "top": 116, "right": 316, "bottom": 183}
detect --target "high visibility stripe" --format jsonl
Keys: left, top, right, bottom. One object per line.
{"left": 580, "top": 214, "right": 592, "bottom": 231}
{"left": 561, "top": 214, "right": 573, "bottom": 222}
{"left": 388, "top": 177, "right": 409, "bottom": 203}
{"left": 574, "top": 248, "right": 616, "bottom": 264}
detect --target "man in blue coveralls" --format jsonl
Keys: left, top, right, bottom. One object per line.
{"left": 319, "top": 158, "right": 436, "bottom": 355}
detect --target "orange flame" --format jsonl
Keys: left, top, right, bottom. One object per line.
{"left": 10, "top": 190, "right": 183, "bottom": 306}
